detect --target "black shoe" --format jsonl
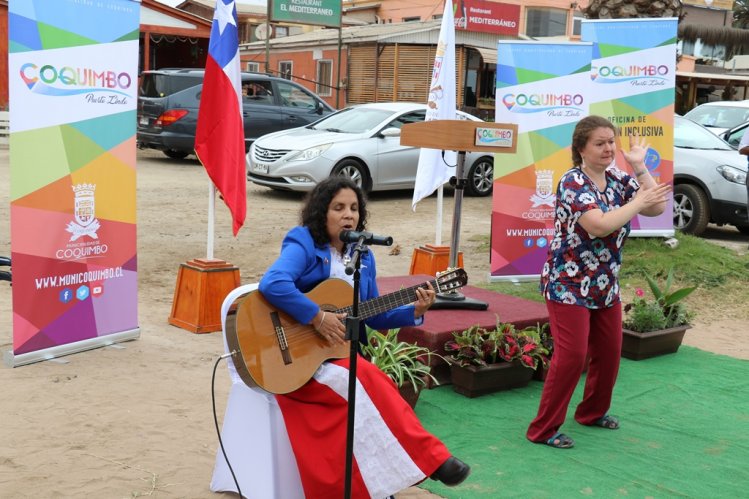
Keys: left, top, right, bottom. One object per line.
{"left": 430, "top": 456, "right": 470, "bottom": 486}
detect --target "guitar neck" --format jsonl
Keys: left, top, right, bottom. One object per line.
{"left": 336, "top": 278, "right": 439, "bottom": 320}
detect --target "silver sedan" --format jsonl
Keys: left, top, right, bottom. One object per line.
{"left": 246, "top": 102, "right": 495, "bottom": 196}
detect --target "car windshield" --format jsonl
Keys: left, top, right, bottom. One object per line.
{"left": 310, "top": 107, "right": 396, "bottom": 133}
{"left": 675, "top": 117, "right": 733, "bottom": 150}
{"left": 684, "top": 104, "right": 749, "bottom": 129}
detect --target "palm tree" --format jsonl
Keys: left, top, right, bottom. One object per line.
{"left": 583, "top": 0, "right": 684, "bottom": 19}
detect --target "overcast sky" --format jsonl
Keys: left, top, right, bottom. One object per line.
{"left": 155, "top": 0, "right": 264, "bottom": 7}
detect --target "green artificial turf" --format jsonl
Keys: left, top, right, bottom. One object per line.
{"left": 415, "top": 346, "right": 749, "bottom": 498}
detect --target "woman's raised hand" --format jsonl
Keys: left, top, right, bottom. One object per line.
{"left": 622, "top": 132, "right": 649, "bottom": 167}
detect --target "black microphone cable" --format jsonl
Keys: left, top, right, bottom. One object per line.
{"left": 211, "top": 352, "right": 243, "bottom": 499}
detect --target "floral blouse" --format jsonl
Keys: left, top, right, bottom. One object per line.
{"left": 540, "top": 166, "right": 639, "bottom": 309}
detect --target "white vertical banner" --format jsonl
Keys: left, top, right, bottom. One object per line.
{"left": 411, "top": 0, "right": 457, "bottom": 219}
{"left": 582, "top": 18, "right": 677, "bottom": 236}
{"left": 5, "top": 0, "right": 141, "bottom": 367}
{"left": 490, "top": 41, "right": 592, "bottom": 280}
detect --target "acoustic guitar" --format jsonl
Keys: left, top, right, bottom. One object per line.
{"left": 224, "top": 268, "right": 468, "bottom": 394}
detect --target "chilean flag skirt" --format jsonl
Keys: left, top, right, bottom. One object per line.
{"left": 276, "top": 357, "right": 451, "bottom": 498}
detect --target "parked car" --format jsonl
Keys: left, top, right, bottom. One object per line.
{"left": 137, "top": 68, "right": 334, "bottom": 159}
{"left": 683, "top": 100, "right": 749, "bottom": 136}
{"left": 673, "top": 115, "right": 748, "bottom": 235}
{"left": 246, "top": 102, "right": 495, "bottom": 196}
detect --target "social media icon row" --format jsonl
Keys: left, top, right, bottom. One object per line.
{"left": 59, "top": 284, "right": 103, "bottom": 303}
{"left": 524, "top": 237, "right": 549, "bottom": 248}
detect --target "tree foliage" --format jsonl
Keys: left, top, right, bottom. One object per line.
{"left": 583, "top": 0, "right": 684, "bottom": 20}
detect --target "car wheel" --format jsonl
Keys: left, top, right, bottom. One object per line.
{"left": 332, "top": 159, "right": 371, "bottom": 192}
{"left": 164, "top": 149, "right": 189, "bottom": 160}
{"left": 465, "top": 156, "right": 493, "bottom": 196}
{"left": 673, "top": 184, "right": 710, "bottom": 236}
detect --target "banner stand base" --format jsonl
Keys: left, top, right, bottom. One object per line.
{"left": 168, "top": 258, "right": 241, "bottom": 334}
{"left": 409, "top": 244, "right": 464, "bottom": 277}
{"left": 4, "top": 328, "right": 141, "bottom": 368}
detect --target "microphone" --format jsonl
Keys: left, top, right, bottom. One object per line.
{"left": 339, "top": 230, "right": 393, "bottom": 246}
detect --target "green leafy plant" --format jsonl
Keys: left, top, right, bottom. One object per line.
{"left": 444, "top": 319, "right": 550, "bottom": 370}
{"left": 518, "top": 322, "right": 552, "bottom": 370}
{"left": 361, "top": 328, "right": 439, "bottom": 393}
{"left": 623, "top": 266, "right": 697, "bottom": 333}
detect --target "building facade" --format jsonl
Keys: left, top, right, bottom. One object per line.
{"left": 241, "top": 0, "right": 590, "bottom": 112}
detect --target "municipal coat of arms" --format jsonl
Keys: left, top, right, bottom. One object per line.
{"left": 530, "top": 170, "right": 555, "bottom": 208}
{"left": 66, "top": 183, "right": 101, "bottom": 241}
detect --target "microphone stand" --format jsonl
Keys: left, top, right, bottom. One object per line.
{"left": 432, "top": 150, "right": 488, "bottom": 310}
{"left": 343, "top": 235, "right": 366, "bottom": 499}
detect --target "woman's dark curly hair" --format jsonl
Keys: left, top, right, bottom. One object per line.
{"left": 301, "top": 176, "right": 368, "bottom": 246}
{"left": 571, "top": 115, "right": 617, "bottom": 167}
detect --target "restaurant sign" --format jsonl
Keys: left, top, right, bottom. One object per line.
{"left": 454, "top": 0, "right": 520, "bottom": 37}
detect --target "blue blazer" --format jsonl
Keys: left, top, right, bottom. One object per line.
{"left": 259, "top": 226, "right": 420, "bottom": 341}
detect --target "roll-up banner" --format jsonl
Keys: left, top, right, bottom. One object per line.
{"left": 5, "top": 0, "right": 141, "bottom": 367}
{"left": 491, "top": 41, "right": 592, "bottom": 281}
{"left": 582, "top": 18, "right": 677, "bottom": 236}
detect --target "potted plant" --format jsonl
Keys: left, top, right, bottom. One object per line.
{"left": 361, "top": 327, "right": 439, "bottom": 408}
{"left": 622, "top": 266, "right": 697, "bottom": 360}
{"left": 444, "top": 320, "right": 549, "bottom": 398}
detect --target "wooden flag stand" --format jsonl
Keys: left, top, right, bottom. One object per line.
{"left": 168, "top": 258, "right": 240, "bottom": 333}
{"left": 401, "top": 119, "right": 517, "bottom": 308}
{"left": 409, "top": 244, "right": 463, "bottom": 276}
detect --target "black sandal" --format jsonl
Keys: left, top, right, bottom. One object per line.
{"left": 544, "top": 432, "right": 575, "bottom": 449}
{"left": 593, "top": 414, "right": 620, "bottom": 429}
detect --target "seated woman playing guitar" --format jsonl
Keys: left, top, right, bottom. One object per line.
{"left": 258, "top": 176, "right": 470, "bottom": 497}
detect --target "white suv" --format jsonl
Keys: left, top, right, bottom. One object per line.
{"left": 683, "top": 100, "right": 749, "bottom": 136}
{"left": 673, "top": 116, "right": 748, "bottom": 235}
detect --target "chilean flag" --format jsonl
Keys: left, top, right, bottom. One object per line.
{"left": 195, "top": 0, "right": 246, "bottom": 236}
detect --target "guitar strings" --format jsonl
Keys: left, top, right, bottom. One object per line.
{"left": 270, "top": 275, "right": 463, "bottom": 347}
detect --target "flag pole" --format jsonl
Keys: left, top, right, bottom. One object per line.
{"left": 435, "top": 185, "right": 444, "bottom": 245}
{"left": 411, "top": 0, "right": 455, "bottom": 274}
{"left": 207, "top": 184, "right": 215, "bottom": 260}
{"left": 168, "top": 0, "right": 243, "bottom": 333}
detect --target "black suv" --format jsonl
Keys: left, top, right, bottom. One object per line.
{"left": 137, "top": 69, "right": 334, "bottom": 159}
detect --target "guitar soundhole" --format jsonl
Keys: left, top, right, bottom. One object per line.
{"left": 270, "top": 311, "right": 292, "bottom": 365}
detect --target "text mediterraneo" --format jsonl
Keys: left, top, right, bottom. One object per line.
{"left": 19, "top": 63, "right": 133, "bottom": 104}
{"left": 591, "top": 64, "right": 669, "bottom": 87}
{"left": 502, "top": 92, "right": 584, "bottom": 118}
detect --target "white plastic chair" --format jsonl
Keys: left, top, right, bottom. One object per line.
{"left": 210, "top": 283, "right": 304, "bottom": 499}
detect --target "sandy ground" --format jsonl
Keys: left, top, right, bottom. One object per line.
{"left": 0, "top": 147, "right": 747, "bottom": 498}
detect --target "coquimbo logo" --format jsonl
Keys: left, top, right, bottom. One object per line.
{"left": 19, "top": 63, "right": 133, "bottom": 97}
{"left": 502, "top": 92, "right": 584, "bottom": 114}
{"left": 591, "top": 64, "right": 669, "bottom": 84}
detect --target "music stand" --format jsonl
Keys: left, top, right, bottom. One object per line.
{"left": 400, "top": 120, "right": 518, "bottom": 310}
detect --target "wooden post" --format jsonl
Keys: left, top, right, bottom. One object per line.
{"left": 168, "top": 258, "right": 240, "bottom": 333}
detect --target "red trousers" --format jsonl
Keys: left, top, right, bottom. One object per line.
{"left": 526, "top": 299, "right": 622, "bottom": 442}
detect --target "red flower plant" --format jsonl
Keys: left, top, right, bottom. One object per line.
{"left": 445, "top": 320, "right": 550, "bottom": 369}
